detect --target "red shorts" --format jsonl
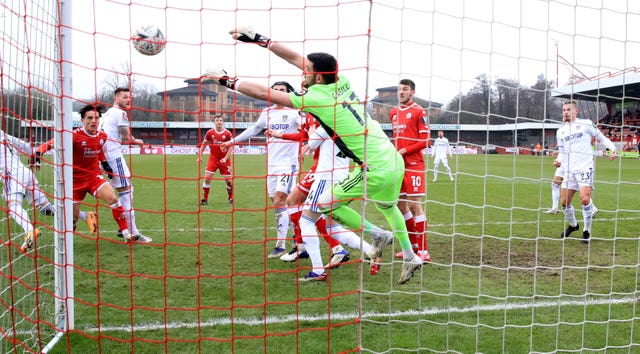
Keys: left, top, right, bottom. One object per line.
{"left": 297, "top": 162, "right": 318, "bottom": 193}
{"left": 74, "top": 174, "right": 110, "bottom": 202}
{"left": 400, "top": 165, "right": 426, "bottom": 196}
{"left": 206, "top": 159, "right": 232, "bottom": 177}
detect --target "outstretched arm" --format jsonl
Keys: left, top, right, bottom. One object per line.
{"left": 268, "top": 42, "right": 304, "bottom": 70}
{"left": 203, "top": 69, "right": 294, "bottom": 108}
{"left": 229, "top": 26, "right": 304, "bottom": 70}
{"left": 30, "top": 138, "right": 55, "bottom": 170}
{"left": 3, "top": 132, "right": 33, "bottom": 155}
{"left": 206, "top": 26, "right": 306, "bottom": 109}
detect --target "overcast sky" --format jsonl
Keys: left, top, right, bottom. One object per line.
{"left": 11, "top": 0, "right": 640, "bottom": 106}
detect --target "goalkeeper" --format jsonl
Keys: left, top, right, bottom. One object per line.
{"left": 204, "top": 26, "right": 422, "bottom": 284}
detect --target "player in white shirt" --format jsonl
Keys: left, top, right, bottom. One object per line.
{"left": 297, "top": 125, "right": 378, "bottom": 281}
{"left": 98, "top": 87, "right": 151, "bottom": 243}
{"left": 0, "top": 129, "right": 54, "bottom": 252}
{"left": 554, "top": 100, "right": 616, "bottom": 242}
{"left": 220, "top": 82, "right": 301, "bottom": 259}
{"left": 431, "top": 130, "right": 454, "bottom": 181}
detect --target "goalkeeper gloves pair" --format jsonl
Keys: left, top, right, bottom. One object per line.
{"left": 203, "top": 26, "right": 271, "bottom": 90}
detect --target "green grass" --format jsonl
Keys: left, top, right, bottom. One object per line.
{"left": 6, "top": 154, "right": 640, "bottom": 353}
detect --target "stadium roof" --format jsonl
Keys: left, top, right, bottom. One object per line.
{"left": 551, "top": 70, "right": 640, "bottom": 103}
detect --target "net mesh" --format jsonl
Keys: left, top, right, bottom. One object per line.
{"left": 1, "top": 0, "right": 639, "bottom": 353}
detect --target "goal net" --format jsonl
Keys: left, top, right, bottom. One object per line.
{"left": 1, "top": 0, "right": 639, "bottom": 353}
{"left": 1, "top": 0, "right": 73, "bottom": 353}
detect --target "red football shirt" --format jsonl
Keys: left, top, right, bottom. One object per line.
{"left": 72, "top": 128, "right": 108, "bottom": 180}
{"left": 389, "top": 102, "right": 430, "bottom": 166}
{"left": 282, "top": 113, "right": 321, "bottom": 162}
{"left": 37, "top": 128, "right": 107, "bottom": 180}
{"left": 203, "top": 128, "right": 232, "bottom": 160}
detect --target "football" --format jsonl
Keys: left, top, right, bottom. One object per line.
{"left": 131, "top": 25, "right": 166, "bottom": 56}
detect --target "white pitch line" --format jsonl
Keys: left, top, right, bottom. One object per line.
{"left": 104, "top": 214, "right": 640, "bottom": 234}
{"left": 82, "top": 296, "right": 638, "bottom": 333}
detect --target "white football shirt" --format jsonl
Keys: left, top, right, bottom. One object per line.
{"left": 432, "top": 136, "right": 451, "bottom": 158}
{"left": 0, "top": 129, "right": 32, "bottom": 173}
{"left": 556, "top": 118, "right": 615, "bottom": 172}
{"left": 98, "top": 106, "right": 129, "bottom": 159}
{"left": 233, "top": 106, "right": 301, "bottom": 169}
{"left": 308, "top": 126, "right": 350, "bottom": 181}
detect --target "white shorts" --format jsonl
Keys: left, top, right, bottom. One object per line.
{"left": 565, "top": 168, "right": 594, "bottom": 191}
{"left": 2, "top": 165, "right": 37, "bottom": 200}
{"left": 104, "top": 156, "right": 132, "bottom": 189}
{"left": 553, "top": 166, "right": 569, "bottom": 188}
{"left": 303, "top": 178, "right": 332, "bottom": 213}
{"left": 267, "top": 164, "right": 297, "bottom": 197}
{"left": 433, "top": 155, "right": 449, "bottom": 165}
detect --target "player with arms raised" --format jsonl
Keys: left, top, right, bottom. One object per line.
{"left": 198, "top": 114, "right": 233, "bottom": 205}
{"left": 389, "top": 79, "right": 432, "bottom": 263}
{"left": 207, "top": 26, "right": 422, "bottom": 283}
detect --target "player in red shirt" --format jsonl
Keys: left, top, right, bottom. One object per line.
{"left": 31, "top": 104, "right": 141, "bottom": 246}
{"left": 198, "top": 114, "right": 233, "bottom": 205}
{"left": 389, "top": 79, "right": 431, "bottom": 263}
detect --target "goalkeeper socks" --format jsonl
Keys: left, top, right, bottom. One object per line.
{"left": 300, "top": 214, "right": 324, "bottom": 274}
{"left": 374, "top": 203, "right": 412, "bottom": 253}
{"left": 551, "top": 182, "right": 560, "bottom": 210}
{"left": 327, "top": 205, "right": 364, "bottom": 231}
{"left": 328, "top": 204, "right": 412, "bottom": 252}
{"left": 110, "top": 202, "right": 129, "bottom": 232}
{"left": 317, "top": 215, "right": 340, "bottom": 249}
{"left": 414, "top": 214, "right": 428, "bottom": 251}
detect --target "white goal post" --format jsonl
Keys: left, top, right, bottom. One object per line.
{"left": 0, "top": 0, "right": 74, "bottom": 353}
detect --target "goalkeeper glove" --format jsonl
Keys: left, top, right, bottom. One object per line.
{"left": 202, "top": 68, "right": 237, "bottom": 90}
{"left": 229, "top": 25, "right": 271, "bottom": 48}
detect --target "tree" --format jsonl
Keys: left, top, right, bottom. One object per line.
{"left": 439, "top": 73, "right": 561, "bottom": 124}
{"left": 493, "top": 78, "right": 519, "bottom": 122}
{"left": 443, "top": 74, "right": 492, "bottom": 124}
{"left": 79, "top": 61, "right": 163, "bottom": 121}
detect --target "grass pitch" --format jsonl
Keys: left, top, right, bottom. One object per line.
{"left": 21, "top": 153, "right": 640, "bottom": 353}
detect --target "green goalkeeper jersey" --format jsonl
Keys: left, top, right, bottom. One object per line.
{"left": 289, "top": 74, "right": 397, "bottom": 169}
